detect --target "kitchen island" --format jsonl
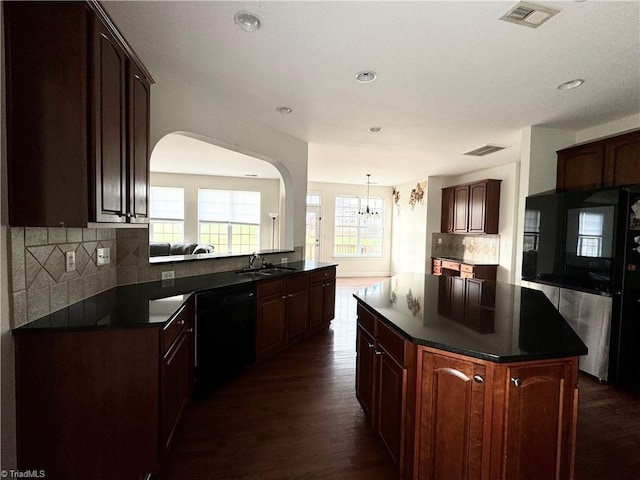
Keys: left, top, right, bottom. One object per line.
{"left": 354, "top": 273, "right": 587, "bottom": 480}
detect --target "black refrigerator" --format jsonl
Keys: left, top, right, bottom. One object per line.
{"left": 522, "top": 185, "right": 640, "bottom": 388}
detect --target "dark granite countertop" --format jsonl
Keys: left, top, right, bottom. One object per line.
{"left": 14, "top": 261, "right": 337, "bottom": 333}
{"left": 354, "top": 274, "right": 587, "bottom": 363}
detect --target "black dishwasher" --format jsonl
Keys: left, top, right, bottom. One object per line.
{"left": 195, "top": 284, "right": 256, "bottom": 391}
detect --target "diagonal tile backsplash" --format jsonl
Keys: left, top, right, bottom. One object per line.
{"left": 9, "top": 227, "right": 118, "bottom": 327}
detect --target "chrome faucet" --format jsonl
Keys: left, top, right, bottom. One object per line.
{"left": 249, "top": 252, "right": 261, "bottom": 269}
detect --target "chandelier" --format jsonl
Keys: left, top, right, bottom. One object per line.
{"left": 359, "top": 174, "right": 379, "bottom": 217}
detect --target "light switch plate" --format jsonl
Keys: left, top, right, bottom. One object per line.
{"left": 65, "top": 251, "right": 76, "bottom": 272}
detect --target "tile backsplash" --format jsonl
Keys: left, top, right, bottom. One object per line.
{"left": 8, "top": 226, "right": 304, "bottom": 328}
{"left": 10, "top": 227, "right": 117, "bottom": 327}
{"left": 431, "top": 233, "right": 500, "bottom": 264}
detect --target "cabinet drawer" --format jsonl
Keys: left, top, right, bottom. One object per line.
{"left": 376, "top": 320, "right": 406, "bottom": 366}
{"left": 357, "top": 304, "right": 375, "bottom": 336}
{"left": 257, "top": 278, "right": 286, "bottom": 298}
{"left": 310, "top": 267, "right": 336, "bottom": 283}
{"left": 162, "top": 303, "right": 188, "bottom": 354}
{"left": 432, "top": 266, "right": 442, "bottom": 275}
{"left": 460, "top": 264, "right": 473, "bottom": 274}
{"left": 441, "top": 260, "right": 460, "bottom": 271}
{"left": 432, "top": 259, "right": 442, "bottom": 267}
{"left": 460, "top": 271, "right": 474, "bottom": 279}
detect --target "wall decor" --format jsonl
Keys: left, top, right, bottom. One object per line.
{"left": 392, "top": 187, "right": 401, "bottom": 215}
{"left": 409, "top": 181, "right": 427, "bottom": 210}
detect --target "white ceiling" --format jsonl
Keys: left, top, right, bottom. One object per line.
{"left": 104, "top": 1, "right": 640, "bottom": 187}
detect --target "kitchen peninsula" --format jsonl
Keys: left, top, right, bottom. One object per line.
{"left": 13, "top": 261, "right": 336, "bottom": 480}
{"left": 354, "top": 274, "right": 588, "bottom": 480}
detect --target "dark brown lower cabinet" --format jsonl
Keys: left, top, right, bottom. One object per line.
{"left": 15, "top": 295, "right": 195, "bottom": 480}
{"left": 414, "top": 346, "right": 579, "bottom": 480}
{"left": 16, "top": 328, "right": 160, "bottom": 479}
{"left": 416, "top": 351, "right": 490, "bottom": 480}
{"left": 309, "top": 267, "right": 336, "bottom": 331}
{"left": 160, "top": 304, "right": 195, "bottom": 456}
{"left": 355, "top": 304, "right": 416, "bottom": 479}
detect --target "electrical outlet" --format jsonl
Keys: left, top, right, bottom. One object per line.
{"left": 162, "top": 271, "right": 175, "bottom": 280}
{"left": 97, "top": 247, "right": 110, "bottom": 265}
{"left": 280, "top": 257, "right": 288, "bottom": 264}
{"left": 65, "top": 251, "right": 76, "bottom": 272}
{"left": 437, "top": 238, "right": 443, "bottom": 244}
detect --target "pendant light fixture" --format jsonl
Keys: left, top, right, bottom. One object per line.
{"left": 359, "top": 174, "right": 379, "bottom": 217}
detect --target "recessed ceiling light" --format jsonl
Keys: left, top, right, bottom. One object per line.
{"left": 234, "top": 11, "right": 261, "bottom": 32}
{"left": 557, "top": 79, "right": 584, "bottom": 90}
{"left": 356, "top": 71, "right": 377, "bottom": 83}
{"left": 276, "top": 106, "right": 292, "bottom": 114}
{"left": 368, "top": 126, "right": 383, "bottom": 133}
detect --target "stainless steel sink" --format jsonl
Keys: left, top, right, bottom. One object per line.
{"left": 235, "top": 266, "right": 296, "bottom": 276}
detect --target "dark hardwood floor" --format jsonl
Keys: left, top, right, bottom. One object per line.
{"left": 157, "top": 277, "right": 640, "bottom": 480}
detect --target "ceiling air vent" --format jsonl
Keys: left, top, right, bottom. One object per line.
{"left": 463, "top": 144, "right": 508, "bottom": 157}
{"left": 500, "top": 2, "right": 560, "bottom": 28}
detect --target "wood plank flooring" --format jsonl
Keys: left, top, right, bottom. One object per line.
{"left": 157, "top": 277, "right": 640, "bottom": 480}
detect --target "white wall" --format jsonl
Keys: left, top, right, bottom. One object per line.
{"left": 150, "top": 172, "right": 282, "bottom": 251}
{"left": 149, "top": 73, "right": 309, "bottom": 252}
{"left": 576, "top": 113, "right": 640, "bottom": 144}
{"left": 390, "top": 179, "right": 428, "bottom": 275}
{"left": 307, "top": 181, "right": 392, "bottom": 277}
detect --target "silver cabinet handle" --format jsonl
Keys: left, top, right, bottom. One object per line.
{"left": 473, "top": 374, "right": 484, "bottom": 383}
{"left": 374, "top": 350, "right": 385, "bottom": 356}
{"left": 511, "top": 377, "right": 522, "bottom": 387}
{"left": 367, "top": 342, "right": 375, "bottom": 349}
{"left": 186, "top": 328, "right": 194, "bottom": 333}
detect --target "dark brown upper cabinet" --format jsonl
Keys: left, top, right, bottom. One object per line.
{"left": 441, "top": 179, "right": 501, "bottom": 234}
{"left": 4, "top": 1, "right": 153, "bottom": 227}
{"left": 556, "top": 130, "right": 640, "bottom": 192}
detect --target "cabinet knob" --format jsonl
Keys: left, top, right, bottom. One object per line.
{"left": 473, "top": 374, "right": 484, "bottom": 383}
{"left": 186, "top": 328, "right": 194, "bottom": 333}
{"left": 288, "top": 294, "right": 293, "bottom": 298}
{"left": 367, "top": 342, "right": 375, "bottom": 349}
{"left": 511, "top": 377, "right": 522, "bottom": 387}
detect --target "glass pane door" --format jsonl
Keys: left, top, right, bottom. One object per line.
{"left": 306, "top": 206, "right": 321, "bottom": 261}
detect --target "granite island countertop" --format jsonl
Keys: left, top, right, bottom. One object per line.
{"left": 13, "top": 261, "right": 337, "bottom": 333}
{"left": 354, "top": 273, "right": 587, "bottom": 363}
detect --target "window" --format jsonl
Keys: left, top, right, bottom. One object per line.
{"left": 199, "top": 189, "right": 260, "bottom": 254}
{"left": 523, "top": 209, "right": 541, "bottom": 252}
{"left": 149, "top": 186, "right": 184, "bottom": 242}
{"left": 334, "top": 195, "right": 383, "bottom": 257}
{"left": 577, "top": 211, "right": 604, "bottom": 257}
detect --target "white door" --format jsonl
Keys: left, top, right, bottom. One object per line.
{"left": 305, "top": 206, "right": 321, "bottom": 261}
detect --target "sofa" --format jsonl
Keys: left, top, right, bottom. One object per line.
{"left": 149, "top": 242, "right": 214, "bottom": 257}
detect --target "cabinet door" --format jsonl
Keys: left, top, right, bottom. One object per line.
{"left": 453, "top": 185, "right": 469, "bottom": 233}
{"left": 467, "top": 182, "right": 487, "bottom": 233}
{"left": 556, "top": 143, "right": 605, "bottom": 191}
{"left": 356, "top": 326, "right": 377, "bottom": 422}
{"left": 92, "top": 17, "right": 127, "bottom": 222}
{"left": 309, "top": 281, "right": 325, "bottom": 329}
{"left": 441, "top": 187, "right": 455, "bottom": 233}
{"left": 256, "top": 295, "right": 286, "bottom": 360}
{"left": 501, "top": 361, "right": 576, "bottom": 480}
{"left": 286, "top": 284, "right": 310, "bottom": 343}
{"left": 127, "top": 62, "right": 151, "bottom": 223}
{"left": 377, "top": 351, "right": 406, "bottom": 465}
{"left": 416, "top": 351, "right": 488, "bottom": 480}
{"left": 322, "top": 278, "right": 336, "bottom": 322}
{"left": 160, "top": 330, "right": 190, "bottom": 457}
{"left": 603, "top": 130, "right": 640, "bottom": 187}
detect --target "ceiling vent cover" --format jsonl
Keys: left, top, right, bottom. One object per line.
{"left": 463, "top": 144, "right": 508, "bottom": 157}
{"left": 500, "top": 2, "right": 560, "bottom": 28}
